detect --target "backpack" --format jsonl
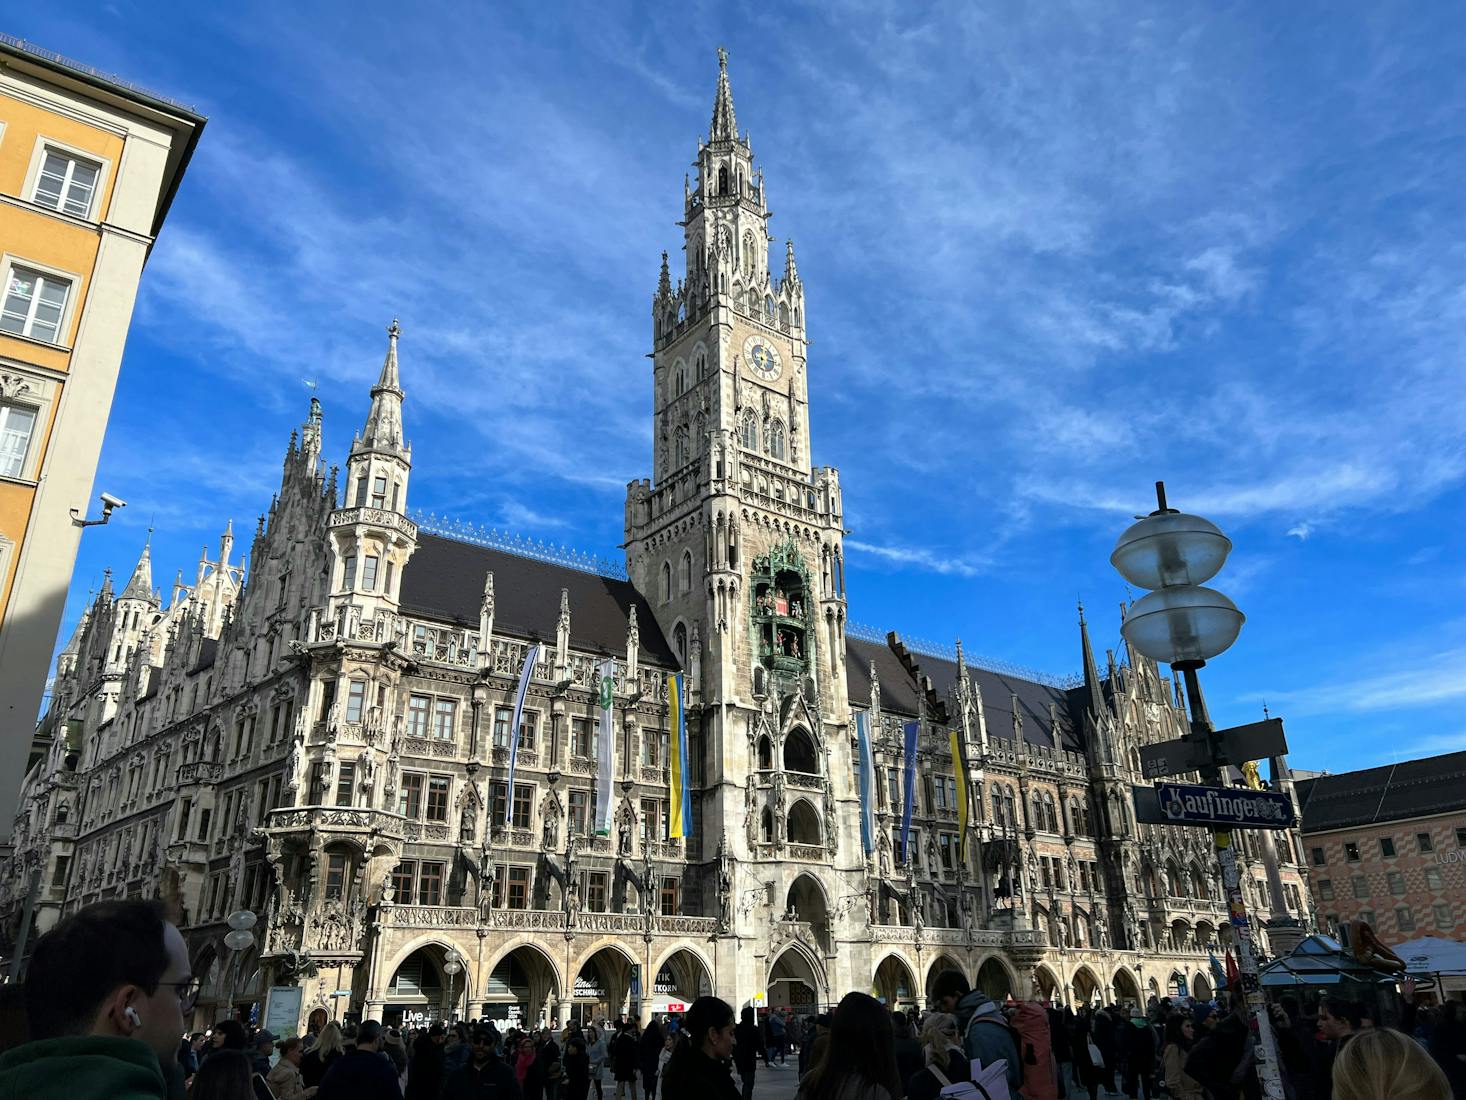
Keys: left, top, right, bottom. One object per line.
{"left": 1008, "top": 1003, "right": 1055, "bottom": 1100}
{"left": 930, "top": 1058, "right": 1010, "bottom": 1100}
{"left": 964, "top": 1013, "right": 1026, "bottom": 1088}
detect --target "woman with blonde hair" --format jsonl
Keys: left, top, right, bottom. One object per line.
{"left": 299, "top": 1021, "right": 345, "bottom": 1089}
{"left": 902, "top": 1012, "right": 969, "bottom": 1100}
{"left": 1332, "top": 1027, "right": 1451, "bottom": 1100}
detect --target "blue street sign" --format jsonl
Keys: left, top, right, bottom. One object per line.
{"left": 1153, "top": 782, "right": 1296, "bottom": 829}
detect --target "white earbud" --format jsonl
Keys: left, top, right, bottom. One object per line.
{"left": 125, "top": 1006, "right": 142, "bottom": 1027}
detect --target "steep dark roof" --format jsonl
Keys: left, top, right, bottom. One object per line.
{"left": 846, "top": 636, "right": 1084, "bottom": 753}
{"left": 401, "top": 533, "right": 678, "bottom": 666}
{"left": 1295, "top": 751, "right": 1466, "bottom": 833}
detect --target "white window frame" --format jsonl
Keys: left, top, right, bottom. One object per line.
{"left": 0, "top": 364, "right": 58, "bottom": 483}
{"left": 22, "top": 136, "right": 112, "bottom": 223}
{"left": 1, "top": 256, "right": 79, "bottom": 347}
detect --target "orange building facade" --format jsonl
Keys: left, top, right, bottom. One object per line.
{"left": 0, "top": 35, "right": 203, "bottom": 841}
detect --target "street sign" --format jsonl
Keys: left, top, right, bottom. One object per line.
{"left": 1140, "top": 782, "right": 1296, "bottom": 829}
{"left": 1140, "top": 738, "right": 1212, "bottom": 779}
{"left": 1139, "top": 719, "right": 1288, "bottom": 779}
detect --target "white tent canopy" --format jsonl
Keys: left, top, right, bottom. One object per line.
{"left": 1395, "top": 937, "right": 1466, "bottom": 976}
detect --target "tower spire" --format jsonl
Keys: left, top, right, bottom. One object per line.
{"left": 710, "top": 46, "right": 738, "bottom": 141}
{"left": 120, "top": 534, "right": 157, "bottom": 604}
{"left": 1079, "top": 601, "right": 1105, "bottom": 722}
{"left": 360, "top": 319, "right": 405, "bottom": 451}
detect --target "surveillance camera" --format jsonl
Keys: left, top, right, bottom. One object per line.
{"left": 99, "top": 492, "right": 127, "bottom": 510}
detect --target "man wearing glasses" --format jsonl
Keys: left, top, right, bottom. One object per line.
{"left": 0, "top": 898, "right": 197, "bottom": 1099}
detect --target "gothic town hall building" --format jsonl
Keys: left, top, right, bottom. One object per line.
{"left": 2, "top": 54, "right": 1312, "bottom": 1033}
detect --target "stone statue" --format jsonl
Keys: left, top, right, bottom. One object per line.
{"left": 1095, "top": 912, "right": 1110, "bottom": 949}
{"left": 461, "top": 800, "right": 477, "bottom": 844}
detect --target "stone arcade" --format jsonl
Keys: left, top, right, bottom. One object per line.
{"left": 1, "top": 52, "right": 1313, "bottom": 1032}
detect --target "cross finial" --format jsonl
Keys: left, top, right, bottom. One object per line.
{"left": 718, "top": 45, "right": 728, "bottom": 71}
{"left": 387, "top": 318, "right": 401, "bottom": 341}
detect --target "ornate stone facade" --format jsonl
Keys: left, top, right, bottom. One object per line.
{"left": 1, "top": 52, "right": 1312, "bottom": 1031}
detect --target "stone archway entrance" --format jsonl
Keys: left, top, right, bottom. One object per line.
{"left": 652, "top": 948, "right": 713, "bottom": 1015}
{"left": 925, "top": 953, "right": 965, "bottom": 999}
{"left": 786, "top": 874, "right": 831, "bottom": 953}
{"left": 1072, "top": 966, "right": 1102, "bottom": 1006}
{"left": 873, "top": 954, "right": 918, "bottom": 1011}
{"left": 769, "top": 945, "right": 824, "bottom": 1015}
{"left": 573, "top": 947, "right": 636, "bottom": 1025}
{"left": 976, "top": 956, "right": 1016, "bottom": 1001}
{"left": 481, "top": 944, "right": 560, "bottom": 1030}
{"left": 1032, "top": 965, "right": 1061, "bottom": 1005}
{"left": 1113, "top": 967, "right": 1142, "bottom": 1008}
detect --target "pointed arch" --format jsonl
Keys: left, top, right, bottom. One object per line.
{"left": 975, "top": 954, "right": 1018, "bottom": 1001}
{"left": 679, "top": 550, "right": 693, "bottom": 593}
{"left": 760, "top": 806, "right": 773, "bottom": 843}
{"left": 767, "top": 418, "right": 787, "bottom": 460}
{"left": 1113, "top": 966, "right": 1142, "bottom": 1008}
{"left": 768, "top": 941, "right": 825, "bottom": 1012}
{"left": 925, "top": 954, "right": 967, "bottom": 996}
{"left": 787, "top": 798, "right": 821, "bottom": 845}
{"left": 672, "top": 622, "right": 688, "bottom": 667}
{"left": 783, "top": 726, "right": 817, "bottom": 774}
{"left": 1071, "top": 964, "right": 1102, "bottom": 1006}
{"left": 873, "top": 953, "right": 919, "bottom": 1009}
{"left": 1031, "top": 964, "right": 1061, "bottom": 1004}
{"left": 739, "top": 409, "right": 758, "bottom": 450}
{"left": 756, "top": 735, "right": 773, "bottom": 770}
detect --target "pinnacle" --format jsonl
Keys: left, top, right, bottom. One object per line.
{"left": 710, "top": 46, "right": 738, "bottom": 142}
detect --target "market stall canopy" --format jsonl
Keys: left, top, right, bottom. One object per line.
{"left": 1395, "top": 937, "right": 1466, "bottom": 977}
{"left": 1259, "top": 935, "right": 1402, "bottom": 988}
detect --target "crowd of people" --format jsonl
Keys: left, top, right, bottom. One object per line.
{"left": 0, "top": 899, "right": 1462, "bottom": 1100}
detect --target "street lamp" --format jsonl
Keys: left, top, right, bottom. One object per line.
{"left": 443, "top": 949, "right": 464, "bottom": 1023}
{"left": 224, "top": 910, "right": 257, "bottom": 1023}
{"left": 1110, "top": 482, "right": 1283, "bottom": 1100}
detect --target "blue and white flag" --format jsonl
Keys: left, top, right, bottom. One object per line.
{"left": 900, "top": 719, "right": 918, "bottom": 862}
{"left": 594, "top": 659, "right": 616, "bottom": 835}
{"left": 504, "top": 643, "right": 541, "bottom": 822}
{"left": 855, "top": 710, "right": 875, "bottom": 855}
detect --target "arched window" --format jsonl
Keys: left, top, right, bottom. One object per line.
{"left": 739, "top": 410, "right": 758, "bottom": 450}
{"left": 765, "top": 295, "right": 775, "bottom": 322}
{"left": 660, "top": 562, "right": 672, "bottom": 603}
{"left": 779, "top": 302, "right": 790, "bottom": 330}
{"left": 1043, "top": 793, "right": 1059, "bottom": 833}
{"left": 993, "top": 790, "right": 1005, "bottom": 826}
{"left": 718, "top": 166, "right": 729, "bottom": 195}
{"left": 757, "top": 736, "right": 773, "bottom": 770}
{"left": 679, "top": 550, "right": 692, "bottom": 593}
{"left": 673, "top": 623, "right": 688, "bottom": 666}
{"left": 743, "top": 232, "right": 756, "bottom": 278}
{"left": 1031, "top": 793, "right": 1044, "bottom": 832}
{"left": 674, "top": 427, "right": 689, "bottom": 468}
{"left": 695, "top": 350, "right": 707, "bottom": 379}
{"left": 783, "top": 727, "right": 818, "bottom": 774}
{"left": 760, "top": 807, "right": 773, "bottom": 843}
{"left": 673, "top": 364, "right": 686, "bottom": 394}
{"left": 767, "top": 419, "right": 786, "bottom": 460}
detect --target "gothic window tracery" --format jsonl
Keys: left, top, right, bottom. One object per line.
{"left": 767, "top": 419, "right": 786, "bottom": 460}
{"left": 739, "top": 410, "right": 758, "bottom": 450}
{"left": 660, "top": 562, "right": 672, "bottom": 603}
{"left": 674, "top": 427, "right": 689, "bottom": 468}
{"left": 679, "top": 550, "right": 692, "bottom": 593}
{"left": 673, "top": 622, "right": 688, "bottom": 666}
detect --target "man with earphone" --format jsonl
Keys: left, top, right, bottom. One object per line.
{"left": 0, "top": 898, "right": 196, "bottom": 1099}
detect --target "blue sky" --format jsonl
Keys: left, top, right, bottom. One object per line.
{"left": 14, "top": 2, "right": 1466, "bottom": 773}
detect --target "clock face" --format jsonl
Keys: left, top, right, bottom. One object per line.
{"left": 743, "top": 334, "right": 782, "bottom": 381}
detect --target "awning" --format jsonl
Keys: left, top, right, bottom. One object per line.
{"left": 1394, "top": 936, "right": 1466, "bottom": 976}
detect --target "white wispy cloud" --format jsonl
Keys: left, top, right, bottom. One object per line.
{"left": 845, "top": 540, "right": 991, "bottom": 578}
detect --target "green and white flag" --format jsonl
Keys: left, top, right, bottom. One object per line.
{"left": 595, "top": 659, "right": 616, "bottom": 835}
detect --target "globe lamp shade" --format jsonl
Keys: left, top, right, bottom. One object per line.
{"left": 224, "top": 928, "right": 255, "bottom": 952}
{"left": 227, "top": 911, "right": 257, "bottom": 932}
{"left": 1110, "top": 512, "right": 1232, "bottom": 590}
{"left": 1120, "top": 585, "right": 1245, "bottom": 665}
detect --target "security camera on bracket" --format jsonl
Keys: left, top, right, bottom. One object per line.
{"left": 70, "top": 491, "right": 126, "bottom": 528}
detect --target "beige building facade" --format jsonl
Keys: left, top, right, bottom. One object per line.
{"left": 1, "top": 53, "right": 1310, "bottom": 1033}
{"left": 0, "top": 35, "right": 204, "bottom": 842}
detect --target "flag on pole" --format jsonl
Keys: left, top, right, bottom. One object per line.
{"left": 900, "top": 719, "right": 918, "bottom": 862}
{"left": 504, "top": 643, "right": 541, "bottom": 823}
{"left": 594, "top": 659, "right": 616, "bottom": 835}
{"left": 667, "top": 673, "right": 693, "bottom": 838}
{"left": 949, "top": 728, "right": 970, "bottom": 862}
{"left": 855, "top": 710, "right": 875, "bottom": 855}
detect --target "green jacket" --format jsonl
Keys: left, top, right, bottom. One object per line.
{"left": 0, "top": 1035, "right": 168, "bottom": 1100}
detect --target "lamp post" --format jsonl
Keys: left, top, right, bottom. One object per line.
{"left": 443, "top": 948, "right": 464, "bottom": 1023}
{"left": 1111, "top": 482, "right": 1283, "bottom": 1100}
{"left": 224, "top": 910, "right": 257, "bottom": 1023}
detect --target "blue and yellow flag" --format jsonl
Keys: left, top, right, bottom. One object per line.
{"left": 950, "top": 729, "right": 970, "bottom": 863}
{"left": 667, "top": 673, "right": 693, "bottom": 838}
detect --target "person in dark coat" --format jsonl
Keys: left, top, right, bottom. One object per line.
{"left": 1069, "top": 1009, "right": 1105, "bottom": 1100}
{"left": 639, "top": 1020, "right": 665, "bottom": 1100}
{"left": 612, "top": 1023, "right": 640, "bottom": 1100}
{"left": 1120, "top": 1008, "right": 1158, "bottom": 1100}
{"left": 443, "top": 1027, "right": 522, "bottom": 1100}
{"left": 563, "top": 1036, "right": 591, "bottom": 1100}
{"left": 658, "top": 998, "right": 738, "bottom": 1100}
{"left": 892, "top": 1012, "right": 923, "bottom": 1097}
{"left": 732, "top": 1007, "right": 764, "bottom": 1100}
{"left": 317, "top": 1021, "right": 405, "bottom": 1100}
{"left": 407, "top": 1025, "right": 447, "bottom": 1100}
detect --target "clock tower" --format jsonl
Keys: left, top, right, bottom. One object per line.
{"left": 625, "top": 49, "right": 856, "bottom": 1001}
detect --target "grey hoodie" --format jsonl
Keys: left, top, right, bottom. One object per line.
{"left": 953, "top": 990, "right": 1022, "bottom": 1090}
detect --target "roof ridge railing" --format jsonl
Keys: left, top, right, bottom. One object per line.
{"left": 846, "top": 621, "right": 1082, "bottom": 690}
{"left": 0, "top": 33, "right": 199, "bottom": 113}
{"left": 412, "top": 512, "right": 629, "bottom": 580}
